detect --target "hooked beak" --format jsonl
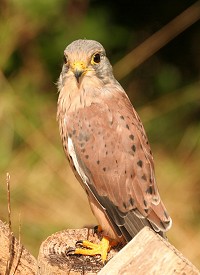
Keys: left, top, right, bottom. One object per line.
{"left": 72, "top": 61, "right": 86, "bottom": 83}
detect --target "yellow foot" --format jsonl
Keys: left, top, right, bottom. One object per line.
{"left": 74, "top": 236, "right": 110, "bottom": 263}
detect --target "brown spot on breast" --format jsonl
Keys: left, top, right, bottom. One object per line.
{"left": 142, "top": 174, "right": 147, "bottom": 181}
{"left": 137, "top": 160, "right": 143, "bottom": 167}
{"left": 132, "top": 145, "right": 136, "bottom": 152}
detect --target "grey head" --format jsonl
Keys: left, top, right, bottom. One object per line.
{"left": 60, "top": 39, "right": 116, "bottom": 86}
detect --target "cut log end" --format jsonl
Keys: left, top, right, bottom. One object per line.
{"left": 37, "top": 227, "right": 123, "bottom": 275}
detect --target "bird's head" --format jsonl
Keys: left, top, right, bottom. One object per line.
{"left": 59, "top": 39, "right": 115, "bottom": 88}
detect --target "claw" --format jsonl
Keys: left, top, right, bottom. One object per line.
{"left": 74, "top": 236, "right": 110, "bottom": 263}
{"left": 75, "top": 240, "right": 84, "bottom": 246}
{"left": 66, "top": 248, "right": 75, "bottom": 255}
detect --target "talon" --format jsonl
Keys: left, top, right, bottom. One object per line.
{"left": 66, "top": 248, "right": 75, "bottom": 255}
{"left": 75, "top": 240, "right": 83, "bottom": 246}
{"left": 73, "top": 236, "right": 110, "bottom": 262}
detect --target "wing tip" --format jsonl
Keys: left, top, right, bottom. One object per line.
{"left": 149, "top": 212, "right": 172, "bottom": 233}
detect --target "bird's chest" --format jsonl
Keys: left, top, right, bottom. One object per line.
{"left": 60, "top": 103, "right": 113, "bottom": 149}
{"left": 61, "top": 111, "right": 93, "bottom": 154}
{"left": 59, "top": 104, "right": 117, "bottom": 176}
{"left": 59, "top": 107, "right": 114, "bottom": 192}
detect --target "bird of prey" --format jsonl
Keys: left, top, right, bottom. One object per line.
{"left": 57, "top": 39, "right": 172, "bottom": 262}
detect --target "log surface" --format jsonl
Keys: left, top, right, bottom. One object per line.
{"left": 99, "top": 226, "right": 200, "bottom": 275}
{"left": 37, "top": 227, "right": 122, "bottom": 275}
{"left": 0, "top": 220, "right": 37, "bottom": 275}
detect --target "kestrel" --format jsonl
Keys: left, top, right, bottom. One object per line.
{"left": 57, "top": 39, "right": 172, "bottom": 262}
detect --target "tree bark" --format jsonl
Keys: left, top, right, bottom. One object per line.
{"left": 0, "top": 220, "right": 37, "bottom": 275}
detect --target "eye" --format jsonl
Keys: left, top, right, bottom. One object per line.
{"left": 63, "top": 55, "right": 68, "bottom": 64}
{"left": 91, "top": 53, "right": 101, "bottom": 65}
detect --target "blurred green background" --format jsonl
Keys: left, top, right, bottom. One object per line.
{"left": 0, "top": 0, "right": 200, "bottom": 269}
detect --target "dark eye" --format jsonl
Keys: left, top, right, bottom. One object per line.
{"left": 92, "top": 53, "right": 101, "bottom": 64}
{"left": 63, "top": 55, "right": 68, "bottom": 64}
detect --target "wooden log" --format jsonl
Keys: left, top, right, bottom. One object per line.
{"left": 0, "top": 220, "right": 37, "bottom": 275}
{"left": 37, "top": 227, "right": 122, "bottom": 275}
{"left": 0, "top": 220, "right": 199, "bottom": 274}
{"left": 37, "top": 226, "right": 199, "bottom": 275}
{"left": 99, "top": 226, "right": 200, "bottom": 275}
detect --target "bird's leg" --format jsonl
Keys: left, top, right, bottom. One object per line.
{"left": 74, "top": 236, "right": 112, "bottom": 263}
{"left": 93, "top": 225, "right": 103, "bottom": 234}
{"left": 93, "top": 225, "right": 118, "bottom": 247}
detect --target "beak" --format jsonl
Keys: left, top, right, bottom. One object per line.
{"left": 72, "top": 61, "right": 86, "bottom": 83}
